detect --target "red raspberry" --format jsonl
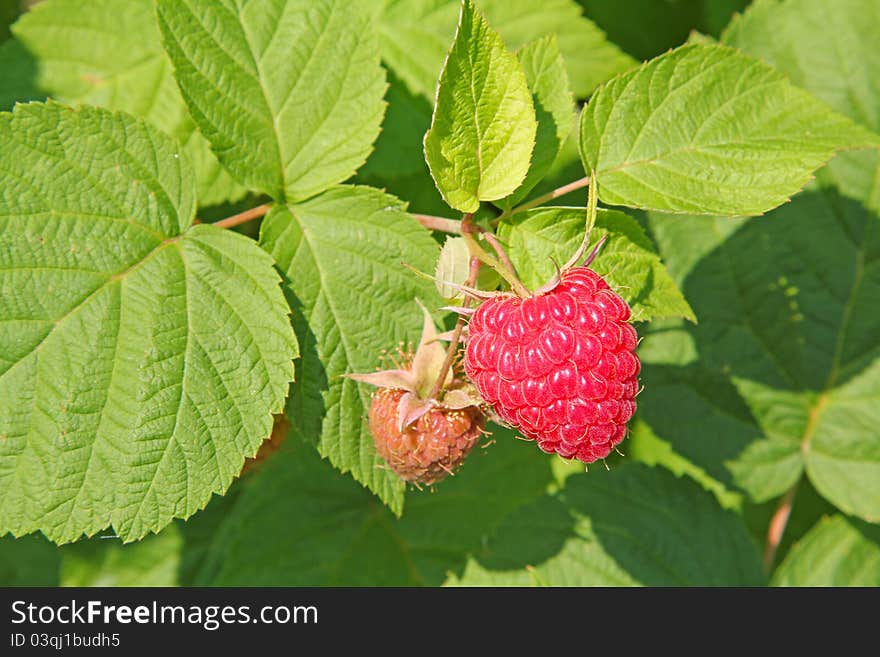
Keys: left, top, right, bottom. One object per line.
{"left": 464, "top": 266, "right": 639, "bottom": 463}
{"left": 369, "top": 387, "right": 484, "bottom": 485}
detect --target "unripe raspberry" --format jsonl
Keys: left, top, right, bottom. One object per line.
{"left": 464, "top": 266, "right": 639, "bottom": 463}
{"left": 369, "top": 387, "right": 484, "bottom": 485}
{"left": 348, "top": 302, "right": 487, "bottom": 486}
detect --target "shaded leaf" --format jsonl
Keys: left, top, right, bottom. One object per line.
{"left": 500, "top": 35, "right": 575, "bottom": 209}
{"left": 451, "top": 463, "right": 765, "bottom": 586}
{"left": 640, "top": 186, "right": 880, "bottom": 520}
{"left": 194, "top": 432, "right": 553, "bottom": 585}
{"left": 0, "top": 533, "right": 59, "bottom": 586}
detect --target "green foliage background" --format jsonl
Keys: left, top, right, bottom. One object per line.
{"left": 1, "top": 0, "right": 879, "bottom": 586}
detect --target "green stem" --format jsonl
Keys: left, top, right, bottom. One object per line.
{"left": 414, "top": 214, "right": 462, "bottom": 234}
{"left": 495, "top": 176, "right": 591, "bottom": 225}
{"left": 585, "top": 169, "right": 598, "bottom": 236}
{"left": 417, "top": 176, "right": 594, "bottom": 234}
{"left": 428, "top": 256, "right": 481, "bottom": 400}
{"left": 461, "top": 217, "right": 531, "bottom": 297}
{"left": 482, "top": 232, "right": 520, "bottom": 285}
{"left": 764, "top": 481, "right": 799, "bottom": 572}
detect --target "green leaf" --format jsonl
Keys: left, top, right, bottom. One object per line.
{"left": 772, "top": 515, "right": 880, "bottom": 586}
{"left": 722, "top": 0, "right": 880, "bottom": 213}
{"left": 6, "top": 0, "right": 245, "bottom": 206}
{"left": 157, "top": 0, "right": 386, "bottom": 203}
{"left": 193, "top": 432, "right": 553, "bottom": 585}
{"left": 500, "top": 36, "right": 575, "bottom": 209}
{"left": 498, "top": 207, "right": 694, "bottom": 322}
{"left": 451, "top": 463, "right": 765, "bottom": 586}
{"left": 60, "top": 527, "right": 181, "bottom": 586}
{"left": 259, "top": 186, "right": 441, "bottom": 513}
{"left": 579, "top": 43, "right": 880, "bottom": 216}
{"left": 0, "top": 534, "right": 60, "bottom": 586}
{"left": 424, "top": 0, "right": 537, "bottom": 212}
{"left": 378, "top": 0, "right": 635, "bottom": 100}
{"left": 806, "top": 361, "right": 880, "bottom": 522}
{"left": 639, "top": 186, "right": 880, "bottom": 520}
{"left": 0, "top": 103, "right": 297, "bottom": 543}
{"left": 722, "top": 0, "right": 879, "bottom": 130}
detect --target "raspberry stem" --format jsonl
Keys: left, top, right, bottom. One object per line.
{"left": 416, "top": 176, "right": 593, "bottom": 235}
{"left": 428, "top": 255, "right": 481, "bottom": 399}
{"left": 507, "top": 175, "right": 591, "bottom": 216}
{"left": 482, "top": 232, "right": 519, "bottom": 282}
{"left": 212, "top": 203, "right": 272, "bottom": 229}
{"left": 414, "top": 214, "right": 463, "bottom": 233}
{"left": 763, "top": 481, "right": 799, "bottom": 571}
{"left": 460, "top": 215, "right": 532, "bottom": 297}
{"left": 558, "top": 169, "right": 600, "bottom": 272}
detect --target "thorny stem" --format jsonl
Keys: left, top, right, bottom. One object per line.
{"left": 213, "top": 203, "right": 272, "bottom": 230}
{"left": 428, "top": 255, "right": 481, "bottom": 399}
{"left": 764, "top": 482, "right": 799, "bottom": 571}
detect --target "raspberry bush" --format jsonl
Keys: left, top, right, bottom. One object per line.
{"left": 1, "top": 0, "right": 879, "bottom": 587}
